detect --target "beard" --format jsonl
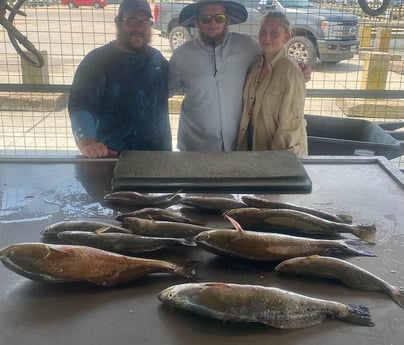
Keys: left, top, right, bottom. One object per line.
{"left": 117, "top": 30, "right": 151, "bottom": 53}
{"left": 198, "top": 28, "right": 227, "bottom": 47}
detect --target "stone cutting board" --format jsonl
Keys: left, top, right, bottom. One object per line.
{"left": 112, "top": 150, "right": 312, "bottom": 193}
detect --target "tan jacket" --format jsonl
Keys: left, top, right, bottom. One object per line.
{"left": 236, "top": 47, "right": 308, "bottom": 156}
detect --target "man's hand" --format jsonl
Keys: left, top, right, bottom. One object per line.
{"left": 299, "top": 62, "right": 312, "bottom": 83}
{"left": 77, "top": 138, "right": 118, "bottom": 158}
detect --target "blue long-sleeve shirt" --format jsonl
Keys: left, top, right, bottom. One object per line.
{"left": 68, "top": 43, "right": 172, "bottom": 153}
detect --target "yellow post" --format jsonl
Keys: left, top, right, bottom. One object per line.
{"left": 360, "top": 52, "right": 391, "bottom": 90}
{"left": 374, "top": 27, "right": 392, "bottom": 53}
{"left": 21, "top": 51, "right": 49, "bottom": 84}
{"left": 359, "top": 25, "right": 372, "bottom": 50}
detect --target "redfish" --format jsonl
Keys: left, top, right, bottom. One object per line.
{"left": 194, "top": 228, "right": 376, "bottom": 261}
{"left": 275, "top": 255, "right": 404, "bottom": 308}
{"left": 158, "top": 282, "right": 374, "bottom": 329}
{"left": 0, "top": 243, "right": 196, "bottom": 286}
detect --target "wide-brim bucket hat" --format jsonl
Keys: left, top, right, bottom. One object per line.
{"left": 179, "top": 0, "right": 248, "bottom": 27}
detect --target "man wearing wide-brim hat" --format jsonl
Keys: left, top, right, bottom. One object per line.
{"left": 169, "top": 0, "right": 310, "bottom": 152}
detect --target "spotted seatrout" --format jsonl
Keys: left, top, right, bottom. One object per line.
{"left": 123, "top": 217, "right": 214, "bottom": 238}
{"left": 225, "top": 208, "right": 376, "bottom": 243}
{"left": 179, "top": 196, "right": 247, "bottom": 212}
{"left": 158, "top": 282, "right": 374, "bottom": 329}
{"left": 40, "top": 220, "right": 131, "bottom": 238}
{"left": 241, "top": 196, "right": 353, "bottom": 224}
{"left": 57, "top": 231, "right": 196, "bottom": 254}
{"left": 115, "top": 207, "right": 203, "bottom": 225}
{"left": 104, "top": 191, "right": 182, "bottom": 208}
{"left": 275, "top": 256, "right": 404, "bottom": 308}
{"left": 0, "top": 243, "right": 196, "bottom": 286}
{"left": 194, "top": 228, "right": 376, "bottom": 261}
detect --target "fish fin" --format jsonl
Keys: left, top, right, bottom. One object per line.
{"left": 389, "top": 287, "right": 404, "bottom": 309}
{"left": 181, "top": 238, "right": 198, "bottom": 247}
{"left": 168, "top": 189, "right": 183, "bottom": 201}
{"left": 335, "top": 239, "right": 377, "bottom": 257}
{"left": 174, "top": 260, "right": 199, "bottom": 280}
{"left": 205, "top": 282, "right": 232, "bottom": 289}
{"left": 351, "top": 223, "right": 377, "bottom": 244}
{"left": 343, "top": 304, "right": 374, "bottom": 326}
{"left": 336, "top": 214, "right": 353, "bottom": 224}
{"left": 223, "top": 214, "right": 245, "bottom": 234}
{"left": 94, "top": 227, "right": 112, "bottom": 234}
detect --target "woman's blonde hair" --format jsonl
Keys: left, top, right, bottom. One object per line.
{"left": 261, "top": 11, "right": 290, "bottom": 34}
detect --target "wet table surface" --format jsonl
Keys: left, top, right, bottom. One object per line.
{"left": 0, "top": 156, "right": 403, "bottom": 345}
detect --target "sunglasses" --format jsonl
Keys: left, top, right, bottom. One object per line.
{"left": 199, "top": 14, "right": 227, "bottom": 25}
{"left": 122, "top": 17, "right": 153, "bottom": 28}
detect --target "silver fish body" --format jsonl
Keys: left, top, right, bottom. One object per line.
{"left": 57, "top": 231, "right": 196, "bottom": 254}
{"left": 241, "top": 196, "right": 353, "bottom": 224}
{"left": 104, "top": 191, "right": 182, "bottom": 208}
{"left": 225, "top": 208, "right": 376, "bottom": 244}
{"left": 275, "top": 255, "right": 404, "bottom": 308}
{"left": 180, "top": 196, "right": 247, "bottom": 212}
{"left": 40, "top": 220, "right": 131, "bottom": 238}
{"left": 0, "top": 243, "right": 196, "bottom": 286}
{"left": 115, "top": 207, "right": 204, "bottom": 225}
{"left": 158, "top": 282, "right": 374, "bottom": 329}
{"left": 194, "top": 229, "right": 376, "bottom": 261}
{"left": 123, "top": 217, "right": 214, "bottom": 238}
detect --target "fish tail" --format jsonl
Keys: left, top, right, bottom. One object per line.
{"left": 342, "top": 304, "right": 374, "bottom": 326}
{"left": 389, "top": 287, "right": 404, "bottom": 309}
{"left": 340, "top": 239, "right": 377, "bottom": 257}
{"left": 173, "top": 260, "right": 199, "bottom": 280}
{"left": 351, "top": 223, "right": 377, "bottom": 244}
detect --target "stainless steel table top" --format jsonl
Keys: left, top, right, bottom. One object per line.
{"left": 0, "top": 157, "right": 403, "bottom": 345}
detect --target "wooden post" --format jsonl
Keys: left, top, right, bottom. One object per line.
{"left": 358, "top": 25, "right": 372, "bottom": 50}
{"left": 360, "top": 52, "right": 391, "bottom": 90}
{"left": 374, "top": 27, "right": 392, "bottom": 53}
{"left": 21, "top": 51, "right": 49, "bottom": 84}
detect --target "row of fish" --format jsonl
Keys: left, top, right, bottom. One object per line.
{"left": 1, "top": 193, "right": 402, "bottom": 331}
{"left": 105, "top": 192, "right": 376, "bottom": 243}
{"left": 39, "top": 216, "right": 376, "bottom": 259}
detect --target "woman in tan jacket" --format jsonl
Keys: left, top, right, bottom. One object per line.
{"left": 236, "top": 11, "right": 307, "bottom": 156}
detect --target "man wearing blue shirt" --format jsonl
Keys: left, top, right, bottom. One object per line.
{"left": 68, "top": 0, "right": 171, "bottom": 158}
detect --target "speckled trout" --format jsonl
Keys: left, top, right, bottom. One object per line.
{"left": 57, "top": 231, "right": 196, "bottom": 254}
{"left": 104, "top": 190, "right": 182, "bottom": 208}
{"left": 0, "top": 243, "right": 196, "bottom": 286}
{"left": 115, "top": 207, "right": 203, "bottom": 225}
{"left": 225, "top": 208, "right": 376, "bottom": 243}
{"left": 40, "top": 220, "right": 131, "bottom": 238}
{"left": 179, "top": 196, "right": 247, "bottom": 212}
{"left": 123, "top": 217, "right": 214, "bottom": 238}
{"left": 158, "top": 282, "right": 374, "bottom": 329}
{"left": 241, "top": 196, "right": 353, "bottom": 224}
{"left": 275, "top": 255, "right": 404, "bottom": 308}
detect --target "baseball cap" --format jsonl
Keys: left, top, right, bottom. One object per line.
{"left": 118, "top": 0, "right": 153, "bottom": 19}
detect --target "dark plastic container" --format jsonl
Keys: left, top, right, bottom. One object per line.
{"left": 305, "top": 114, "right": 403, "bottom": 159}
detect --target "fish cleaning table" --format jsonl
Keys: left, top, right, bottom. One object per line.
{"left": 0, "top": 156, "right": 403, "bottom": 345}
